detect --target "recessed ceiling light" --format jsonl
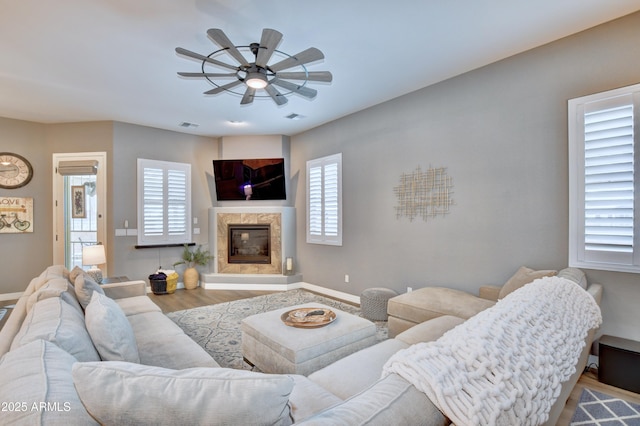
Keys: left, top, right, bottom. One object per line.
{"left": 228, "top": 120, "right": 244, "bottom": 125}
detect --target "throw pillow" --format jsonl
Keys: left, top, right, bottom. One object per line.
{"left": 557, "top": 267, "right": 588, "bottom": 289}
{"left": 68, "top": 265, "right": 86, "bottom": 285}
{"left": 0, "top": 340, "right": 98, "bottom": 425}
{"left": 85, "top": 291, "right": 140, "bottom": 363}
{"left": 74, "top": 273, "right": 105, "bottom": 309}
{"left": 72, "top": 362, "right": 294, "bottom": 426}
{"left": 498, "top": 266, "right": 557, "bottom": 299}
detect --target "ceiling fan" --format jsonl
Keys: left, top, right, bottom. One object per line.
{"left": 176, "top": 28, "right": 332, "bottom": 106}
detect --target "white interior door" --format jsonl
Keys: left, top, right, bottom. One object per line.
{"left": 52, "top": 152, "right": 107, "bottom": 275}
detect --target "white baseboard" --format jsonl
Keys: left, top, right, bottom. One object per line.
{"left": 299, "top": 282, "right": 361, "bottom": 305}
{"left": 0, "top": 292, "right": 23, "bottom": 302}
{"left": 202, "top": 280, "right": 360, "bottom": 305}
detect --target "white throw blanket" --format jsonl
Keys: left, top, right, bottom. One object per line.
{"left": 382, "top": 277, "right": 602, "bottom": 426}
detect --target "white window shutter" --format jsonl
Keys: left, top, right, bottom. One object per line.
{"left": 584, "top": 102, "right": 634, "bottom": 257}
{"left": 306, "top": 153, "right": 342, "bottom": 245}
{"left": 569, "top": 85, "right": 640, "bottom": 273}
{"left": 137, "top": 159, "right": 191, "bottom": 246}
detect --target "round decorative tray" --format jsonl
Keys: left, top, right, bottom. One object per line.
{"left": 281, "top": 307, "right": 336, "bottom": 328}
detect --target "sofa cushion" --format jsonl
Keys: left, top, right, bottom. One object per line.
{"left": 297, "top": 373, "right": 447, "bottom": 426}
{"left": 288, "top": 374, "right": 343, "bottom": 423}
{"left": 26, "top": 277, "right": 83, "bottom": 314}
{"left": 74, "top": 273, "right": 105, "bottom": 309}
{"left": 34, "top": 265, "right": 69, "bottom": 291}
{"left": 395, "top": 315, "right": 465, "bottom": 346}
{"left": 115, "top": 295, "right": 163, "bottom": 316}
{"left": 72, "top": 361, "right": 294, "bottom": 426}
{"left": 308, "top": 339, "right": 409, "bottom": 400}
{"left": 388, "top": 287, "right": 495, "bottom": 324}
{"left": 0, "top": 340, "right": 98, "bottom": 425}
{"left": 126, "top": 311, "right": 220, "bottom": 368}
{"left": 11, "top": 297, "right": 100, "bottom": 362}
{"left": 498, "top": 266, "right": 557, "bottom": 299}
{"left": 85, "top": 291, "right": 140, "bottom": 362}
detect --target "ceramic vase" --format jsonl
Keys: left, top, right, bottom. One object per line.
{"left": 183, "top": 267, "right": 199, "bottom": 290}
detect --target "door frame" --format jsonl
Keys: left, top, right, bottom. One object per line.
{"left": 52, "top": 152, "right": 108, "bottom": 274}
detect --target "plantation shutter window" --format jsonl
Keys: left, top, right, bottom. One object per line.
{"left": 307, "top": 153, "right": 342, "bottom": 245}
{"left": 137, "top": 159, "right": 191, "bottom": 246}
{"left": 569, "top": 84, "right": 640, "bottom": 273}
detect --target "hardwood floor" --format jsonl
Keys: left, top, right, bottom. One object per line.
{"left": 147, "top": 286, "right": 277, "bottom": 313}
{"left": 3, "top": 287, "right": 639, "bottom": 425}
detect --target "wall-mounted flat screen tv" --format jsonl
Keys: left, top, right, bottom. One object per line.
{"left": 213, "top": 158, "right": 286, "bottom": 201}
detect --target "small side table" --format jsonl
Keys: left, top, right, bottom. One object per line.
{"left": 101, "top": 276, "right": 130, "bottom": 284}
{"left": 599, "top": 335, "right": 640, "bottom": 393}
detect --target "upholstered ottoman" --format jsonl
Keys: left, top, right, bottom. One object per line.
{"left": 241, "top": 302, "right": 377, "bottom": 375}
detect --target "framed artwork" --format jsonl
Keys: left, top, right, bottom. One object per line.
{"left": 0, "top": 197, "right": 33, "bottom": 233}
{"left": 71, "top": 185, "right": 86, "bottom": 218}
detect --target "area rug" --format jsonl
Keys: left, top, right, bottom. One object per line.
{"left": 167, "top": 289, "right": 388, "bottom": 370}
{"left": 570, "top": 388, "right": 640, "bottom": 425}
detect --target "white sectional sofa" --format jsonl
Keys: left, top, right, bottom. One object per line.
{"left": 0, "top": 265, "right": 602, "bottom": 425}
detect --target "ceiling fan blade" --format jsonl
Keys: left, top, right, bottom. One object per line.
{"left": 240, "top": 87, "right": 256, "bottom": 105}
{"left": 175, "top": 47, "right": 239, "bottom": 71}
{"left": 275, "top": 71, "right": 333, "bottom": 82}
{"left": 203, "top": 80, "right": 244, "bottom": 95}
{"left": 178, "top": 72, "right": 237, "bottom": 78}
{"left": 256, "top": 28, "right": 283, "bottom": 67}
{"left": 271, "top": 78, "right": 317, "bottom": 99}
{"left": 268, "top": 47, "right": 325, "bottom": 72}
{"left": 264, "top": 84, "right": 288, "bottom": 105}
{"left": 207, "top": 29, "right": 250, "bottom": 67}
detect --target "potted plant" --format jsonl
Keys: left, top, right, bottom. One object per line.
{"left": 173, "top": 244, "right": 214, "bottom": 290}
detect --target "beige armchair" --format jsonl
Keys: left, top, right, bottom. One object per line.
{"left": 386, "top": 266, "right": 558, "bottom": 337}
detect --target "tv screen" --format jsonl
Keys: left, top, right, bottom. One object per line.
{"left": 213, "top": 158, "right": 286, "bottom": 201}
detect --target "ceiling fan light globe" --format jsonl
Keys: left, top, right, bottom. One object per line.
{"left": 246, "top": 73, "right": 268, "bottom": 89}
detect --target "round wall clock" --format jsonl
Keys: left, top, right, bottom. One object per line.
{"left": 0, "top": 152, "right": 34, "bottom": 189}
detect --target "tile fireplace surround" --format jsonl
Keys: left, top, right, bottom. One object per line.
{"left": 204, "top": 206, "right": 299, "bottom": 289}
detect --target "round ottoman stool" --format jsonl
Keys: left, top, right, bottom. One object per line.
{"left": 360, "top": 287, "right": 398, "bottom": 321}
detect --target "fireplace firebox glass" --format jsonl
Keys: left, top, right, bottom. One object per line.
{"left": 228, "top": 224, "right": 271, "bottom": 264}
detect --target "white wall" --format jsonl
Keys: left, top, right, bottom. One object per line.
{"left": 291, "top": 12, "right": 640, "bottom": 341}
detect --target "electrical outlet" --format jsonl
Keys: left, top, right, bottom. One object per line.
{"left": 345, "top": 274, "right": 350, "bottom": 283}
{"left": 407, "top": 286, "right": 413, "bottom": 293}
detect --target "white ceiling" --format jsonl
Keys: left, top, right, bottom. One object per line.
{"left": 1, "top": 0, "right": 639, "bottom": 138}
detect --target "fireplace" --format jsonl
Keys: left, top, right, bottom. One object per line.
{"left": 228, "top": 224, "right": 271, "bottom": 264}
{"left": 208, "top": 206, "right": 295, "bottom": 276}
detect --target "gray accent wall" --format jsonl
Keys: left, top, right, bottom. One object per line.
{"left": 291, "top": 12, "right": 640, "bottom": 341}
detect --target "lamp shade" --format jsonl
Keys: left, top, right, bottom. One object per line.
{"left": 83, "top": 244, "right": 106, "bottom": 266}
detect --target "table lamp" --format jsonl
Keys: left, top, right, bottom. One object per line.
{"left": 83, "top": 244, "right": 106, "bottom": 283}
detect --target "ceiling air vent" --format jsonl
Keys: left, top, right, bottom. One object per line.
{"left": 179, "top": 122, "right": 199, "bottom": 128}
